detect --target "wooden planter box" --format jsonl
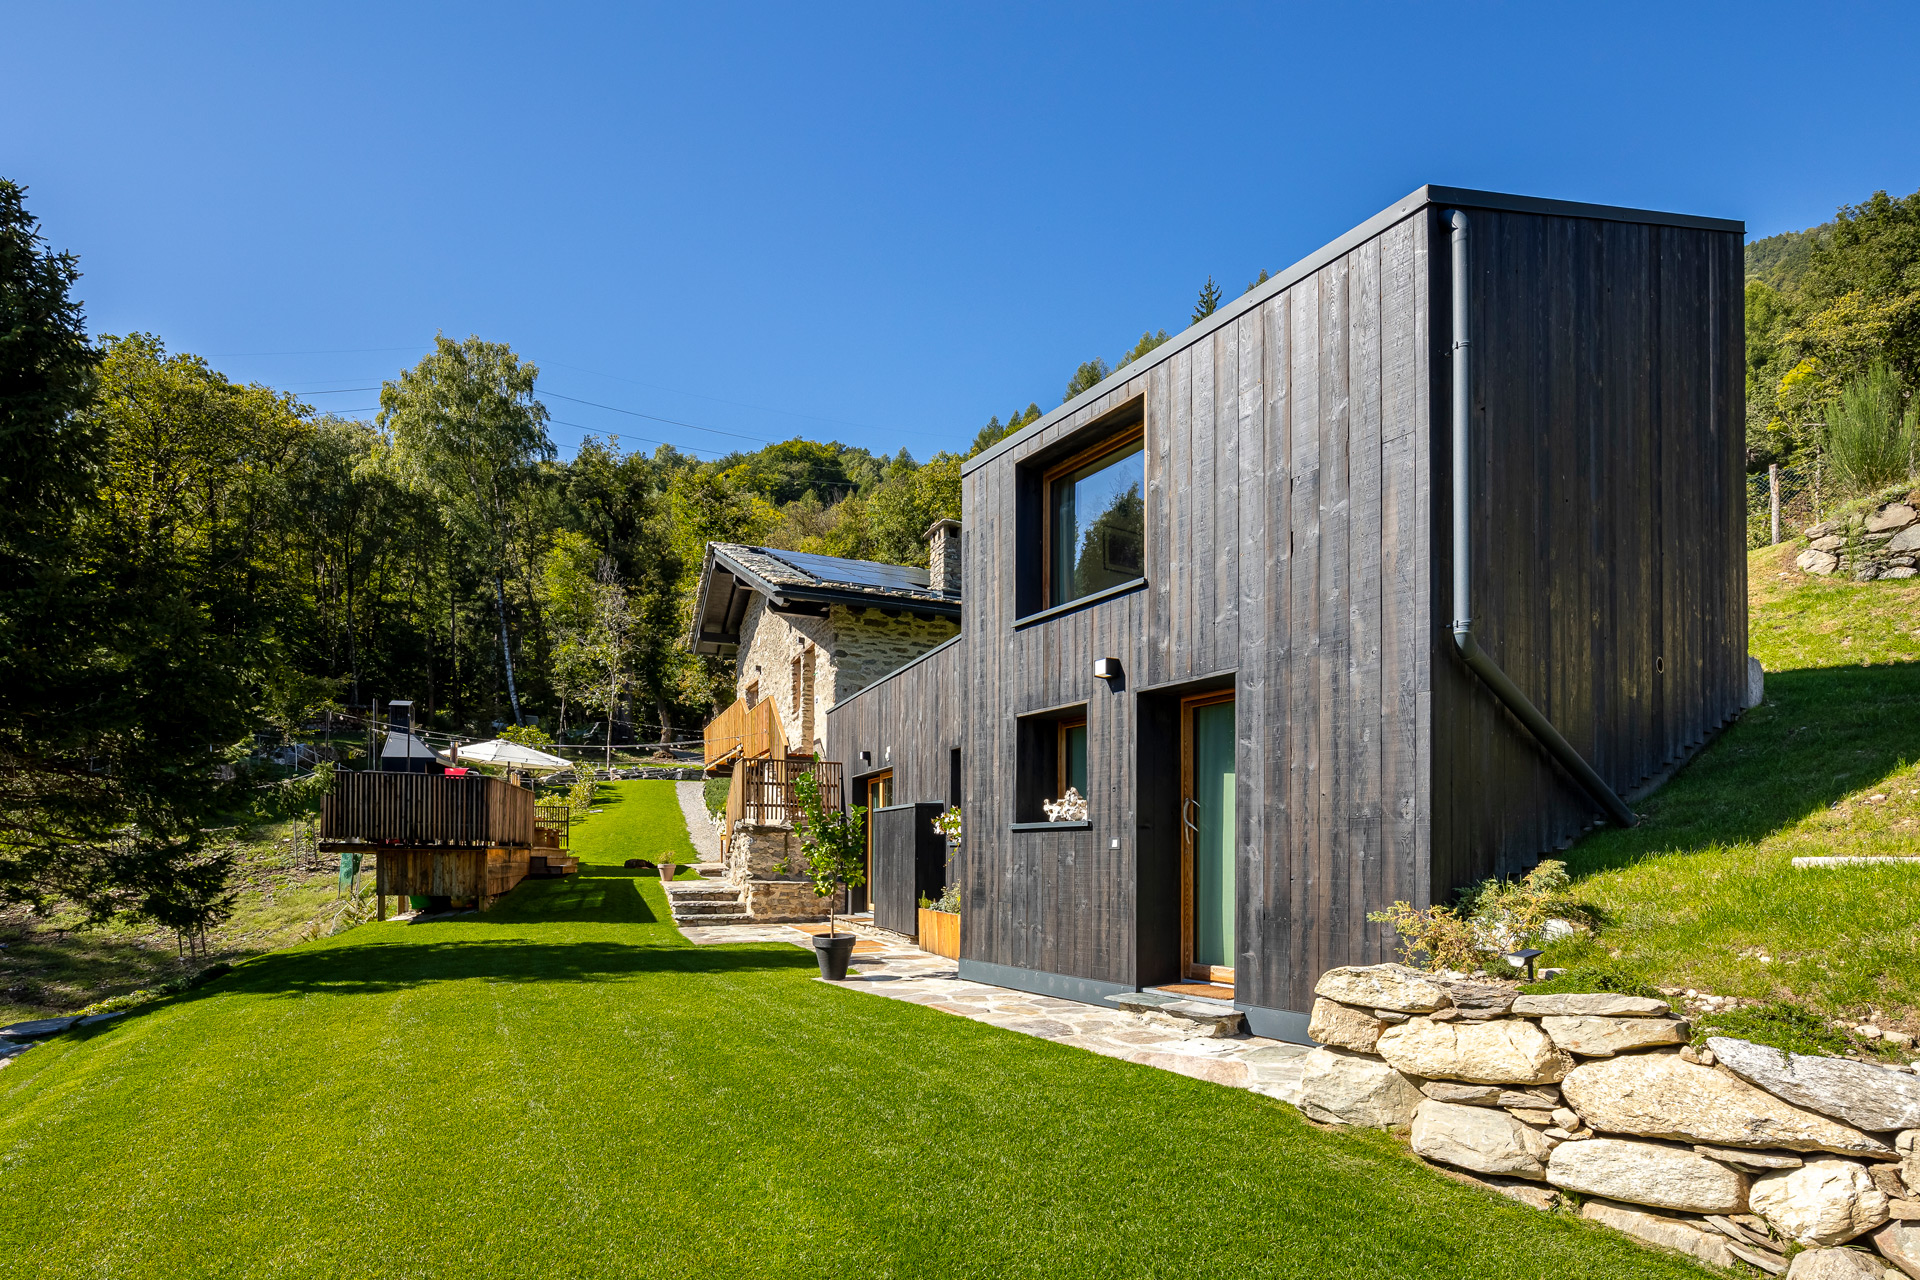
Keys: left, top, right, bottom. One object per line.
{"left": 917, "top": 908, "right": 960, "bottom": 960}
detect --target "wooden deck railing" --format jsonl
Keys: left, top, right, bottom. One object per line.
{"left": 534, "top": 804, "right": 570, "bottom": 851}
{"left": 720, "top": 757, "right": 844, "bottom": 844}
{"left": 319, "top": 772, "right": 536, "bottom": 848}
{"left": 702, "top": 698, "right": 787, "bottom": 771}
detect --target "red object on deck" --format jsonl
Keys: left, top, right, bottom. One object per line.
{"left": 443, "top": 767, "right": 468, "bottom": 777}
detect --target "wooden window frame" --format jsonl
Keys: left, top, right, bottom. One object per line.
{"left": 1180, "top": 688, "right": 1236, "bottom": 986}
{"left": 1054, "top": 717, "right": 1088, "bottom": 799}
{"left": 1041, "top": 423, "right": 1146, "bottom": 609}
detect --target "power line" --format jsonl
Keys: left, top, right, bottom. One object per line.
{"left": 538, "top": 357, "right": 893, "bottom": 437}
{"left": 205, "top": 344, "right": 431, "bottom": 357}
{"left": 536, "top": 390, "right": 774, "bottom": 445}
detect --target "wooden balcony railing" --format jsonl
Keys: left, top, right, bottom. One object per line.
{"left": 721, "top": 757, "right": 844, "bottom": 844}
{"left": 320, "top": 772, "right": 535, "bottom": 848}
{"left": 702, "top": 697, "right": 788, "bottom": 772}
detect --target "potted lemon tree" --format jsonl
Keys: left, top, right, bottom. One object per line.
{"left": 785, "top": 766, "right": 868, "bottom": 980}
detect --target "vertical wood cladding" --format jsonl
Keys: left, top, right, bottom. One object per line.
{"left": 823, "top": 637, "right": 964, "bottom": 811}
{"left": 1428, "top": 212, "right": 1749, "bottom": 896}
{"left": 830, "top": 190, "right": 1745, "bottom": 1018}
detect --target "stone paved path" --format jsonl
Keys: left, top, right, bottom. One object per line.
{"left": 679, "top": 918, "right": 1313, "bottom": 1103}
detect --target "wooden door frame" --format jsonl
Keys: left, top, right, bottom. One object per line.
{"left": 862, "top": 770, "right": 893, "bottom": 913}
{"left": 1180, "top": 689, "right": 1236, "bottom": 985}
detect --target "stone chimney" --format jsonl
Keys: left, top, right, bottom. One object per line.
{"left": 924, "top": 518, "right": 961, "bottom": 596}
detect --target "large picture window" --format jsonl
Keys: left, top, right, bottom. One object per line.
{"left": 1046, "top": 433, "right": 1145, "bottom": 606}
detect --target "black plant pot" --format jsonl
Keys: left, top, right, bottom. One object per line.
{"left": 813, "top": 932, "right": 857, "bottom": 981}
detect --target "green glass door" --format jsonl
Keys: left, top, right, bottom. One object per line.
{"left": 1185, "top": 696, "right": 1236, "bottom": 979}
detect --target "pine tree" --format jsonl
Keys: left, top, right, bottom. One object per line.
{"left": 1244, "top": 268, "right": 1270, "bottom": 294}
{"left": 1191, "top": 276, "right": 1222, "bottom": 324}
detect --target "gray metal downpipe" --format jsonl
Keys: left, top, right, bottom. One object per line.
{"left": 1444, "top": 209, "right": 1639, "bottom": 829}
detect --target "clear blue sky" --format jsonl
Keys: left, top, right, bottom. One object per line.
{"left": 8, "top": 2, "right": 1919, "bottom": 462}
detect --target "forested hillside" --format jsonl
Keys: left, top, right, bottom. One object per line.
{"left": 1741, "top": 186, "right": 1920, "bottom": 478}
{"left": 0, "top": 178, "right": 1241, "bottom": 935}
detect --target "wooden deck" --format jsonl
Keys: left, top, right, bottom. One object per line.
{"left": 320, "top": 771, "right": 535, "bottom": 848}
{"left": 319, "top": 771, "right": 564, "bottom": 915}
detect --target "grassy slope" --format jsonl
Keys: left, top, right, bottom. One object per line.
{"left": 1551, "top": 544, "right": 1920, "bottom": 1029}
{"left": 0, "top": 782, "right": 1710, "bottom": 1280}
{"left": 0, "top": 821, "right": 349, "bottom": 1020}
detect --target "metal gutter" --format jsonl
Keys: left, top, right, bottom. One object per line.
{"left": 1444, "top": 209, "right": 1638, "bottom": 829}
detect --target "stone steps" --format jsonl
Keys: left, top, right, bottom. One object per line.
{"left": 667, "top": 883, "right": 739, "bottom": 902}
{"left": 672, "top": 898, "right": 750, "bottom": 916}
{"left": 1104, "top": 991, "right": 1245, "bottom": 1037}
{"left": 677, "top": 911, "right": 755, "bottom": 927}
{"left": 665, "top": 879, "right": 750, "bottom": 927}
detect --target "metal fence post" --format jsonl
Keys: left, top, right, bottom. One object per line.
{"left": 1769, "top": 463, "right": 1781, "bottom": 545}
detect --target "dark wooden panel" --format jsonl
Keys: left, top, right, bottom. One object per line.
{"left": 870, "top": 802, "right": 945, "bottom": 936}
{"left": 1428, "top": 208, "right": 1748, "bottom": 897}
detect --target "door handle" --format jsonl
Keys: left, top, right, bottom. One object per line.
{"left": 1182, "top": 797, "right": 1201, "bottom": 842}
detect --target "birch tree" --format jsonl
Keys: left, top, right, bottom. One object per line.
{"left": 382, "top": 335, "right": 552, "bottom": 725}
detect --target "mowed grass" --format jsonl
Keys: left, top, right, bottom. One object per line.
{"left": 1552, "top": 543, "right": 1920, "bottom": 1029}
{"left": 566, "top": 779, "right": 700, "bottom": 872}
{"left": 0, "top": 784, "right": 1711, "bottom": 1280}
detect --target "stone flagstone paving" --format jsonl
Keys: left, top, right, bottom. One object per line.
{"left": 679, "top": 918, "right": 1314, "bottom": 1102}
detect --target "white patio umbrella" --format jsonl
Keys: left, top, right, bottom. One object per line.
{"left": 438, "top": 738, "right": 572, "bottom": 771}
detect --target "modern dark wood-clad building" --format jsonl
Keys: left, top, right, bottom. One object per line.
{"left": 826, "top": 185, "right": 1748, "bottom": 1040}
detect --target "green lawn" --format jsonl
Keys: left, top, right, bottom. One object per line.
{"left": 567, "top": 778, "right": 700, "bottom": 871}
{"left": 1551, "top": 543, "right": 1920, "bottom": 1030}
{"left": 0, "top": 781, "right": 1708, "bottom": 1279}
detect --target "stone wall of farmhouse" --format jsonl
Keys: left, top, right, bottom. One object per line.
{"left": 733, "top": 597, "right": 957, "bottom": 756}
{"left": 734, "top": 597, "right": 833, "bottom": 755}
{"left": 826, "top": 606, "right": 958, "bottom": 703}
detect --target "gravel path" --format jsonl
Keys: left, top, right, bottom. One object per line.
{"left": 676, "top": 780, "right": 722, "bottom": 862}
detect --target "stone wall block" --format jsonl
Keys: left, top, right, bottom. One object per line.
{"left": 1410, "top": 1099, "right": 1555, "bottom": 1179}
{"left": 1540, "top": 1014, "right": 1691, "bottom": 1057}
{"left": 1577, "top": 1200, "right": 1736, "bottom": 1269}
{"left": 1872, "top": 1219, "right": 1920, "bottom": 1279}
{"left": 1510, "top": 993, "right": 1672, "bottom": 1017}
{"left": 1295, "top": 1047, "right": 1423, "bottom": 1127}
{"left": 1561, "top": 1053, "right": 1894, "bottom": 1157}
{"left": 1710, "top": 1037, "right": 1920, "bottom": 1135}
{"left": 1312, "top": 964, "right": 1452, "bottom": 1013}
{"left": 1376, "top": 1016, "right": 1574, "bottom": 1085}
{"left": 1545, "top": 1137, "right": 1750, "bottom": 1214}
{"left": 1780, "top": 1245, "right": 1889, "bottom": 1278}
{"left": 1308, "top": 999, "right": 1385, "bottom": 1053}
{"left": 1750, "top": 1159, "right": 1892, "bottom": 1246}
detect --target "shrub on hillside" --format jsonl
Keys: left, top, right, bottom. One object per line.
{"left": 1369, "top": 860, "right": 1594, "bottom": 972}
{"left": 1823, "top": 362, "right": 1917, "bottom": 498}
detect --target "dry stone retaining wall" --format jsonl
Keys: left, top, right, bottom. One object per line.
{"left": 1295, "top": 964, "right": 1920, "bottom": 1275}
{"left": 1794, "top": 498, "right": 1920, "bottom": 580}
{"left": 724, "top": 822, "right": 828, "bottom": 922}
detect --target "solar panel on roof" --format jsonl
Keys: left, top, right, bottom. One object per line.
{"left": 764, "top": 549, "right": 931, "bottom": 592}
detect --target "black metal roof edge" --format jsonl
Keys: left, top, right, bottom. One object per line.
{"left": 825, "top": 631, "right": 965, "bottom": 708}
{"left": 963, "top": 183, "right": 1744, "bottom": 477}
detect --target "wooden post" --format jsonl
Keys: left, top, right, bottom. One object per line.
{"left": 1769, "top": 463, "right": 1781, "bottom": 545}
{"left": 378, "top": 892, "right": 386, "bottom": 921}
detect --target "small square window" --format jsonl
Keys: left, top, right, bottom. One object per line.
{"left": 1015, "top": 706, "right": 1090, "bottom": 822}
